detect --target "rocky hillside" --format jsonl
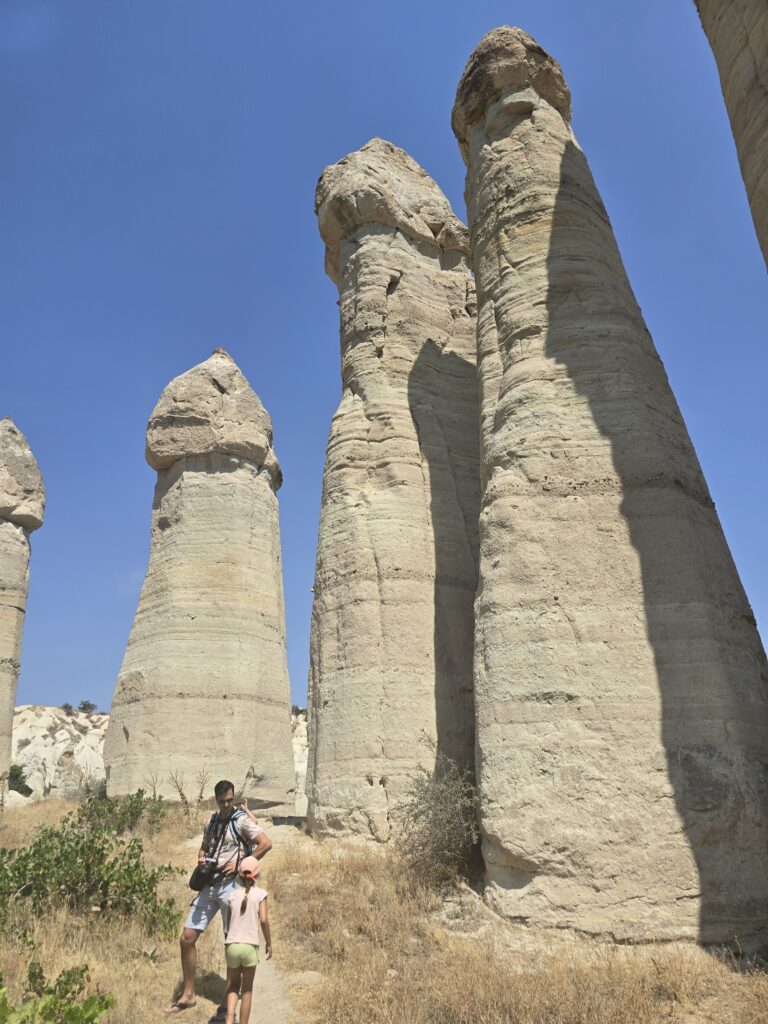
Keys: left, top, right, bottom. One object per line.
{"left": 7, "top": 704, "right": 309, "bottom": 812}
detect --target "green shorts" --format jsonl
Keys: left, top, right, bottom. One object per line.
{"left": 225, "top": 943, "right": 260, "bottom": 969}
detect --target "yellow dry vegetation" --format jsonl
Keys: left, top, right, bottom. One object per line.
{"left": 0, "top": 797, "right": 227, "bottom": 1023}
{"left": 267, "top": 842, "right": 768, "bottom": 1024}
{"left": 1, "top": 798, "right": 768, "bottom": 1024}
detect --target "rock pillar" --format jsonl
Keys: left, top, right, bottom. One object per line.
{"left": 695, "top": 0, "right": 768, "bottom": 267}
{"left": 307, "top": 139, "right": 479, "bottom": 839}
{"left": 453, "top": 27, "right": 768, "bottom": 944}
{"left": 103, "top": 350, "right": 296, "bottom": 809}
{"left": 0, "top": 418, "right": 45, "bottom": 785}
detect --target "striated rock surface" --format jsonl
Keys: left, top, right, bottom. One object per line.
{"left": 103, "top": 350, "right": 296, "bottom": 809}
{"left": 454, "top": 27, "right": 768, "bottom": 945}
{"left": 695, "top": 0, "right": 768, "bottom": 267}
{"left": 7, "top": 704, "right": 308, "bottom": 810}
{"left": 0, "top": 420, "right": 45, "bottom": 785}
{"left": 307, "top": 139, "right": 480, "bottom": 839}
{"left": 11, "top": 704, "right": 108, "bottom": 800}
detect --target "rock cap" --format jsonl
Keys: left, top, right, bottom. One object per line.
{"left": 146, "top": 349, "right": 281, "bottom": 488}
{"left": 452, "top": 27, "right": 572, "bottom": 156}
{"left": 315, "top": 137, "right": 469, "bottom": 283}
{"left": 0, "top": 418, "right": 45, "bottom": 531}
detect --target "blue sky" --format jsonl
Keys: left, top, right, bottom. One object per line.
{"left": 2, "top": 1, "right": 765, "bottom": 711}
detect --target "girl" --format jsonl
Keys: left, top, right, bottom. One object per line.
{"left": 223, "top": 855, "right": 272, "bottom": 1024}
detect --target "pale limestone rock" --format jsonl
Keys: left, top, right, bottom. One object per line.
{"left": 103, "top": 351, "right": 296, "bottom": 809}
{"left": 695, "top": 0, "right": 768, "bottom": 267}
{"left": 292, "top": 709, "right": 308, "bottom": 816}
{"left": 307, "top": 139, "right": 479, "bottom": 840}
{"left": 8, "top": 703, "right": 308, "bottom": 808}
{"left": 11, "top": 704, "right": 109, "bottom": 800}
{"left": 0, "top": 420, "right": 44, "bottom": 785}
{"left": 454, "top": 27, "right": 768, "bottom": 946}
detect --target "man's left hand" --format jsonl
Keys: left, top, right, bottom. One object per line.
{"left": 220, "top": 859, "right": 237, "bottom": 875}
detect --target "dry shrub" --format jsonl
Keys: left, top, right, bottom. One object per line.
{"left": 398, "top": 748, "right": 479, "bottom": 887}
{"left": 0, "top": 805, "right": 229, "bottom": 1023}
{"left": 267, "top": 839, "right": 768, "bottom": 1024}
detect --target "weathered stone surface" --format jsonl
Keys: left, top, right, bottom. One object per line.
{"left": 11, "top": 705, "right": 109, "bottom": 800}
{"left": 307, "top": 138, "right": 479, "bottom": 840}
{"left": 146, "top": 348, "right": 281, "bottom": 486}
{"left": 103, "top": 351, "right": 296, "bottom": 809}
{"left": 0, "top": 420, "right": 44, "bottom": 785}
{"left": 8, "top": 704, "right": 308, "bottom": 808}
{"left": 695, "top": 0, "right": 768, "bottom": 267}
{"left": 292, "top": 709, "right": 308, "bottom": 816}
{"left": 454, "top": 27, "right": 768, "bottom": 945}
{"left": 0, "top": 419, "right": 45, "bottom": 532}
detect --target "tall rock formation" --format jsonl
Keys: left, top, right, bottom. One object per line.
{"left": 453, "top": 27, "right": 768, "bottom": 945}
{"left": 307, "top": 138, "right": 479, "bottom": 839}
{"left": 0, "top": 418, "right": 45, "bottom": 786}
{"left": 103, "top": 350, "right": 295, "bottom": 809}
{"left": 695, "top": 0, "right": 768, "bottom": 267}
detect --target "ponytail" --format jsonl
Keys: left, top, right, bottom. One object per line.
{"left": 239, "top": 875, "right": 254, "bottom": 915}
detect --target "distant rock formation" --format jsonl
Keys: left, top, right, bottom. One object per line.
{"left": 8, "top": 704, "right": 309, "bottom": 810}
{"left": 453, "top": 27, "right": 768, "bottom": 946}
{"left": 0, "top": 419, "right": 45, "bottom": 787}
{"left": 10, "top": 704, "right": 108, "bottom": 801}
{"left": 292, "top": 709, "right": 308, "bottom": 816}
{"left": 695, "top": 0, "right": 768, "bottom": 267}
{"left": 307, "top": 139, "right": 479, "bottom": 839}
{"left": 103, "top": 350, "right": 296, "bottom": 810}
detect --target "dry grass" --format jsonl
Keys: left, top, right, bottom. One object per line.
{"left": 0, "top": 797, "right": 227, "bottom": 1023}
{"left": 267, "top": 840, "right": 768, "bottom": 1024}
{"left": 2, "top": 802, "right": 768, "bottom": 1024}
{"left": 0, "top": 797, "right": 79, "bottom": 848}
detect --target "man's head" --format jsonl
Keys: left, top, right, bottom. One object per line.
{"left": 214, "top": 779, "right": 236, "bottom": 818}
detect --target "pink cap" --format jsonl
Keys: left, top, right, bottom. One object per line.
{"left": 239, "top": 856, "right": 261, "bottom": 878}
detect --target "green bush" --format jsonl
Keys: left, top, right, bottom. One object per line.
{"left": 75, "top": 790, "right": 166, "bottom": 836}
{"left": 7, "top": 766, "right": 32, "bottom": 799}
{"left": 0, "top": 809, "right": 179, "bottom": 938}
{"left": 59, "top": 704, "right": 74, "bottom": 716}
{"left": 0, "top": 962, "right": 113, "bottom": 1023}
{"left": 77, "top": 702, "right": 97, "bottom": 715}
{"left": 398, "top": 746, "right": 479, "bottom": 887}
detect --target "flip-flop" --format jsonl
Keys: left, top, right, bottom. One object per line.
{"left": 165, "top": 1000, "right": 197, "bottom": 1014}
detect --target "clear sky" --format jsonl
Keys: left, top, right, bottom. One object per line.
{"left": 2, "top": 1, "right": 765, "bottom": 712}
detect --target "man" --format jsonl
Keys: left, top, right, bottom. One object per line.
{"left": 166, "top": 780, "right": 272, "bottom": 1017}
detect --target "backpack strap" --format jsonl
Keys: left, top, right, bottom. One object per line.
{"left": 228, "top": 810, "right": 255, "bottom": 863}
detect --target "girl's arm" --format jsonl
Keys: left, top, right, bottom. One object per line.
{"left": 259, "top": 896, "right": 272, "bottom": 959}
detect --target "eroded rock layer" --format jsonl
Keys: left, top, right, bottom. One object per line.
{"left": 103, "top": 351, "right": 295, "bottom": 809}
{"left": 0, "top": 419, "right": 44, "bottom": 784}
{"left": 454, "top": 27, "right": 768, "bottom": 944}
{"left": 695, "top": 0, "right": 768, "bottom": 267}
{"left": 307, "top": 139, "right": 479, "bottom": 839}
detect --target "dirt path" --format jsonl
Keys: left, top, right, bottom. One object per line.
{"left": 167, "top": 822, "right": 311, "bottom": 1024}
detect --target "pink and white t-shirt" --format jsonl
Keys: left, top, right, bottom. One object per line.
{"left": 225, "top": 884, "right": 268, "bottom": 945}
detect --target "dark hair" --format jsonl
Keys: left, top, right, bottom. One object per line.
{"left": 214, "top": 779, "right": 235, "bottom": 799}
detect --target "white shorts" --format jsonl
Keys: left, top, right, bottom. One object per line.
{"left": 184, "top": 877, "right": 237, "bottom": 932}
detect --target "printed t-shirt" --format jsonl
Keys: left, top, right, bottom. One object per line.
{"left": 225, "top": 885, "right": 268, "bottom": 945}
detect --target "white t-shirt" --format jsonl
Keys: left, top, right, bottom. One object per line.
{"left": 225, "top": 884, "right": 268, "bottom": 945}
